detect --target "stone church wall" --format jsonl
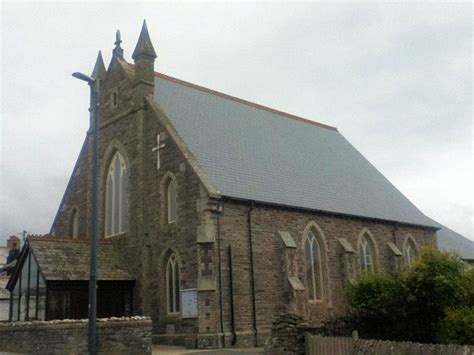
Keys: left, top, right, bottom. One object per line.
{"left": 51, "top": 58, "right": 205, "bottom": 339}
{"left": 214, "top": 199, "right": 436, "bottom": 347}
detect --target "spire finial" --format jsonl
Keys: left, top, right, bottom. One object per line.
{"left": 91, "top": 51, "right": 106, "bottom": 81}
{"left": 132, "top": 19, "right": 157, "bottom": 60}
{"left": 113, "top": 29, "right": 124, "bottom": 58}
{"left": 115, "top": 30, "right": 122, "bottom": 46}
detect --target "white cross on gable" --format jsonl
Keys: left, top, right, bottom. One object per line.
{"left": 152, "top": 133, "right": 166, "bottom": 170}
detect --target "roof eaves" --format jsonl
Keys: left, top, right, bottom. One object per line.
{"left": 221, "top": 195, "right": 440, "bottom": 231}
{"left": 154, "top": 72, "right": 337, "bottom": 132}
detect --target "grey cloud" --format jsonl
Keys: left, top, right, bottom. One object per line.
{"left": 1, "top": 2, "right": 472, "bottom": 243}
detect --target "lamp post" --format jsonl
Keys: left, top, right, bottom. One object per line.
{"left": 72, "top": 70, "right": 99, "bottom": 355}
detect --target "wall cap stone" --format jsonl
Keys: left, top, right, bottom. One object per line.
{"left": 198, "top": 275, "right": 216, "bottom": 291}
{"left": 338, "top": 238, "right": 355, "bottom": 253}
{"left": 0, "top": 316, "right": 151, "bottom": 331}
{"left": 288, "top": 276, "right": 305, "bottom": 291}
{"left": 278, "top": 231, "right": 297, "bottom": 249}
{"left": 197, "top": 224, "right": 215, "bottom": 243}
{"left": 387, "top": 241, "right": 403, "bottom": 256}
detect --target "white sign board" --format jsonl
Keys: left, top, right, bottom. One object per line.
{"left": 180, "top": 288, "right": 198, "bottom": 318}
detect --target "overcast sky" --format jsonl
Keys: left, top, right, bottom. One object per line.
{"left": 1, "top": 2, "right": 472, "bottom": 244}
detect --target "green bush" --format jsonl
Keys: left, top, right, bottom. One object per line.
{"left": 463, "top": 267, "right": 474, "bottom": 306}
{"left": 438, "top": 307, "right": 474, "bottom": 345}
{"left": 349, "top": 247, "right": 472, "bottom": 344}
{"left": 348, "top": 272, "right": 407, "bottom": 340}
{"left": 349, "top": 272, "right": 405, "bottom": 317}
{"left": 403, "top": 247, "right": 468, "bottom": 342}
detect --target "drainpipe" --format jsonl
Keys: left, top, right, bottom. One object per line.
{"left": 216, "top": 202, "right": 225, "bottom": 347}
{"left": 8, "top": 291, "right": 12, "bottom": 322}
{"left": 247, "top": 201, "right": 258, "bottom": 347}
{"left": 228, "top": 245, "right": 236, "bottom": 345}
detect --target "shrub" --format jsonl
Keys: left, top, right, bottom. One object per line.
{"left": 438, "top": 307, "right": 474, "bottom": 345}
{"left": 348, "top": 272, "right": 407, "bottom": 340}
{"left": 349, "top": 247, "right": 471, "bottom": 344}
{"left": 403, "top": 247, "right": 468, "bottom": 342}
{"left": 463, "top": 267, "right": 474, "bottom": 306}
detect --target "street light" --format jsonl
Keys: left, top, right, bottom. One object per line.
{"left": 73, "top": 69, "right": 100, "bottom": 355}
{"left": 72, "top": 72, "right": 94, "bottom": 83}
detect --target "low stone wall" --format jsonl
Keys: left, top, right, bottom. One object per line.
{"left": 265, "top": 313, "right": 474, "bottom": 355}
{"left": 0, "top": 316, "right": 152, "bottom": 354}
{"left": 306, "top": 334, "right": 474, "bottom": 355}
{"left": 264, "top": 313, "right": 354, "bottom": 354}
{"left": 352, "top": 337, "right": 473, "bottom": 355}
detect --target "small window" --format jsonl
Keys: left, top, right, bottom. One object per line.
{"left": 167, "top": 180, "right": 177, "bottom": 223}
{"left": 403, "top": 237, "right": 419, "bottom": 267}
{"left": 358, "top": 236, "right": 374, "bottom": 272}
{"left": 304, "top": 231, "right": 324, "bottom": 300}
{"left": 112, "top": 91, "right": 118, "bottom": 108}
{"left": 166, "top": 254, "right": 180, "bottom": 314}
{"left": 70, "top": 209, "right": 79, "bottom": 238}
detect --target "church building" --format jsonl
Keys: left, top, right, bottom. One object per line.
{"left": 19, "top": 22, "right": 440, "bottom": 347}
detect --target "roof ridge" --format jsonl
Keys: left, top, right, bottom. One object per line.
{"left": 154, "top": 72, "right": 338, "bottom": 132}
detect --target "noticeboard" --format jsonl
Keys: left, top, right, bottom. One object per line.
{"left": 180, "top": 288, "right": 198, "bottom": 318}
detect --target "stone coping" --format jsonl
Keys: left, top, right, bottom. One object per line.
{"left": 0, "top": 316, "right": 151, "bottom": 330}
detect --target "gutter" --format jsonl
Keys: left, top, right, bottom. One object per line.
{"left": 221, "top": 195, "right": 440, "bottom": 231}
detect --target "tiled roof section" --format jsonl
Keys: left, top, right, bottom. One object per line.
{"left": 437, "top": 226, "right": 474, "bottom": 260}
{"left": 154, "top": 72, "right": 337, "bottom": 131}
{"left": 153, "top": 73, "right": 438, "bottom": 229}
{"left": 29, "top": 237, "right": 134, "bottom": 281}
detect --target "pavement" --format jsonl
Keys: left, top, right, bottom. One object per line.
{"left": 153, "top": 345, "right": 264, "bottom": 355}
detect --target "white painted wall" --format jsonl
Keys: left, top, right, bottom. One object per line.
{"left": 0, "top": 300, "right": 9, "bottom": 321}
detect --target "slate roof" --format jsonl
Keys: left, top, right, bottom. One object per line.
{"left": 29, "top": 237, "right": 134, "bottom": 281}
{"left": 153, "top": 73, "right": 438, "bottom": 229}
{"left": 437, "top": 226, "right": 474, "bottom": 260}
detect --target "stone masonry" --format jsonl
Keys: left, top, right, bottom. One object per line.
{"left": 0, "top": 317, "right": 152, "bottom": 354}
{"left": 50, "top": 23, "right": 438, "bottom": 348}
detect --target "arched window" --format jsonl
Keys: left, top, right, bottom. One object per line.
{"left": 358, "top": 235, "right": 375, "bottom": 272}
{"left": 167, "top": 179, "right": 177, "bottom": 223}
{"left": 70, "top": 209, "right": 79, "bottom": 238}
{"left": 105, "top": 152, "right": 128, "bottom": 237}
{"left": 304, "top": 231, "right": 324, "bottom": 300}
{"left": 403, "top": 236, "right": 418, "bottom": 267}
{"left": 166, "top": 254, "right": 180, "bottom": 314}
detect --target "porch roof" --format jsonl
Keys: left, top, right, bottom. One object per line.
{"left": 28, "top": 237, "right": 135, "bottom": 281}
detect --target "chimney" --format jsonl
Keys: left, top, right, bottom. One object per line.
{"left": 7, "top": 236, "right": 20, "bottom": 250}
